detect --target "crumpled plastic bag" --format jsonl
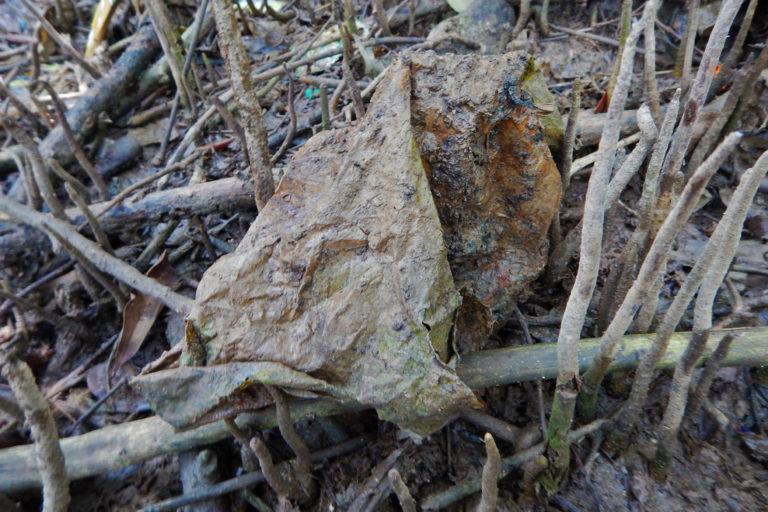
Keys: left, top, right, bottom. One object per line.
{"left": 133, "top": 51, "right": 561, "bottom": 435}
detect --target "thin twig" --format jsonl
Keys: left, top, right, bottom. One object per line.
{"left": 3, "top": 120, "right": 65, "bottom": 219}
{"left": 710, "top": 0, "right": 758, "bottom": 96}
{"left": 266, "top": 386, "right": 312, "bottom": 480}
{"left": 664, "top": 0, "right": 742, "bottom": 178}
{"left": 514, "top": 306, "right": 547, "bottom": 437}
{"left": 558, "top": 79, "right": 581, "bottom": 185}
{"left": 421, "top": 420, "right": 608, "bottom": 511}
{"left": 142, "top": 436, "right": 371, "bottom": 512}
{"left": 388, "top": 469, "right": 416, "bottom": 512}
{"left": 64, "top": 378, "right": 127, "bottom": 436}
{"left": 513, "top": 0, "right": 531, "bottom": 38}
{"left": 477, "top": 433, "right": 500, "bottom": 512}
{"left": 0, "top": 195, "right": 193, "bottom": 314}
{"left": 47, "top": 158, "right": 90, "bottom": 202}
{"left": 92, "top": 151, "right": 200, "bottom": 223}
{"left": 642, "top": 0, "right": 662, "bottom": 124}
{"left": 674, "top": 0, "right": 700, "bottom": 91}
{"left": 33, "top": 81, "right": 110, "bottom": 200}
{"left": 64, "top": 183, "right": 113, "bottom": 254}
{"left": 270, "top": 69, "right": 297, "bottom": 164}
{"left": 459, "top": 408, "right": 521, "bottom": 448}
{"left": 681, "top": 338, "right": 740, "bottom": 421}
{"left": 18, "top": 0, "right": 101, "bottom": 79}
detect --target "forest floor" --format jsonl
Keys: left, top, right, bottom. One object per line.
{"left": 1, "top": 0, "right": 768, "bottom": 511}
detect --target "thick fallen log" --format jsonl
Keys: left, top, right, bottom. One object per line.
{"left": 0, "top": 325, "right": 765, "bottom": 492}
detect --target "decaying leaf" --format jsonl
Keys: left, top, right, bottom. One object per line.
{"left": 133, "top": 51, "right": 561, "bottom": 435}
{"left": 110, "top": 252, "right": 181, "bottom": 376}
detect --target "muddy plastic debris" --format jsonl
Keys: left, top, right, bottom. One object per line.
{"left": 409, "top": 51, "right": 561, "bottom": 351}
{"left": 134, "top": 52, "right": 560, "bottom": 435}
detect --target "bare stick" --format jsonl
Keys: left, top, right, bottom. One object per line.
{"left": 643, "top": 0, "right": 662, "bottom": 124}
{"left": 653, "top": 149, "right": 768, "bottom": 478}
{"left": 340, "top": 26, "right": 366, "bottom": 120}
{"left": 722, "top": 34, "right": 768, "bottom": 135}
{"left": 143, "top": 436, "right": 370, "bottom": 512}
{"left": 540, "top": 0, "right": 550, "bottom": 35}
{"left": 688, "top": 68, "right": 750, "bottom": 171}
{"left": 249, "top": 435, "right": 296, "bottom": 498}
{"left": 3, "top": 327, "right": 768, "bottom": 492}
{"left": 64, "top": 183, "right": 113, "bottom": 254}
{"left": 422, "top": 420, "right": 607, "bottom": 511}
{"left": 3, "top": 121, "right": 65, "bottom": 219}
{"left": 477, "top": 433, "right": 500, "bottom": 512}
{"left": 18, "top": 0, "right": 100, "bottom": 79}
{"left": 604, "top": 105, "right": 658, "bottom": 209}
{"left": 686, "top": 334, "right": 735, "bottom": 419}
{"left": 266, "top": 386, "right": 312, "bottom": 480}
{"left": 512, "top": 0, "right": 531, "bottom": 38}
{"left": 710, "top": 0, "right": 758, "bottom": 96}
{"left": 145, "top": 0, "right": 193, "bottom": 110}
{"left": 224, "top": 418, "right": 258, "bottom": 472}
{"left": 0, "top": 195, "right": 192, "bottom": 314}
{"left": 372, "top": 0, "right": 392, "bottom": 36}
{"left": 1, "top": 338, "right": 69, "bottom": 512}
{"left": 48, "top": 158, "right": 90, "bottom": 202}
{"left": 210, "top": 97, "right": 249, "bottom": 166}
{"left": 663, "top": 0, "right": 742, "bottom": 178}
{"left": 388, "top": 469, "right": 416, "bottom": 512}
{"left": 211, "top": 0, "right": 274, "bottom": 210}
{"left": 674, "top": 0, "right": 700, "bottom": 91}
{"left": 93, "top": 152, "right": 200, "bottom": 223}
{"left": 608, "top": 91, "right": 680, "bottom": 335}
{"left": 595, "top": 105, "right": 659, "bottom": 330}
{"left": 579, "top": 132, "right": 742, "bottom": 422}
{"left": 544, "top": 21, "right": 642, "bottom": 488}
{"left": 33, "top": 81, "right": 110, "bottom": 200}
{"left": 459, "top": 408, "right": 521, "bottom": 448}
{"left": 558, "top": 79, "right": 581, "bottom": 187}
{"left": 270, "top": 71, "right": 297, "bottom": 164}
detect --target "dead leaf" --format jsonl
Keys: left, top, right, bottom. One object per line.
{"left": 110, "top": 252, "right": 181, "bottom": 376}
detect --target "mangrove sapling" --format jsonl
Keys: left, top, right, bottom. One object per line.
{"left": 578, "top": 132, "right": 743, "bottom": 422}
{"left": 652, "top": 149, "right": 768, "bottom": 480}
{"left": 541, "top": 20, "right": 643, "bottom": 491}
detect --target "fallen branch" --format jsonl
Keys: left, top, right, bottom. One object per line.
{"left": 0, "top": 194, "right": 192, "bottom": 315}
{"left": 0, "top": 325, "right": 766, "bottom": 492}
